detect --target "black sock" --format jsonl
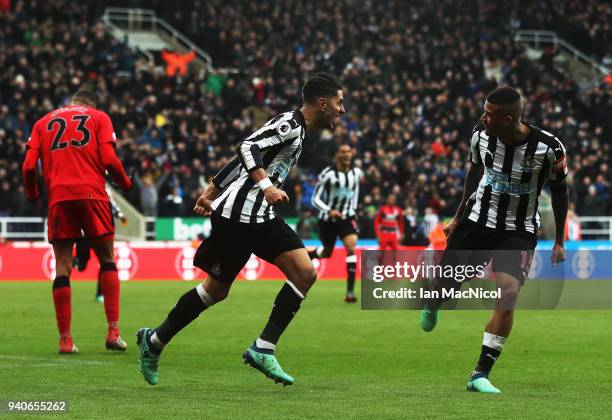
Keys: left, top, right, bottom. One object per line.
{"left": 155, "top": 288, "right": 209, "bottom": 345}
{"left": 95, "top": 269, "right": 102, "bottom": 298}
{"left": 53, "top": 275, "right": 70, "bottom": 290}
{"left": 307, "top": 249, "right": 319, "bottom": 260}
{"left": 473, "top": 345, "right": 502, "bottom": 378}
{"left": 145, "top": 330, "right": 162, "bottom": 355}
{"left": 260, "top": 283, "right": 303, "bottom": 345}
{"left": 347, "top": 261, "right": 356, "bottom": 293}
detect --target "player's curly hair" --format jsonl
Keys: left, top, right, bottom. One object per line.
{"left": 302, "top": 72, "right": 343, "bottom": 104}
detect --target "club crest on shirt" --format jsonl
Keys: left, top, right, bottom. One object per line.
{"left": 520, "top": 151, "right": 536, "bottom": 170}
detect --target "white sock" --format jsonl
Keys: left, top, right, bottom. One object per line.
{"left": 255, "top": 338, "right": 276, "bottom": 351}
{"left": 483, "top": 332, "right": 506, "bottom": 350}
{"left": 196, "top": 283, "right": 215, "bottom": 307}
{"left": 151, "top": 331, "right": 166, "bottom": 349}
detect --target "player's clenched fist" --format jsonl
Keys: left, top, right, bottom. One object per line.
{"left": 328, "top": 210, "right": 343, "bottom": 220}
{"left": 194, "top": 194, "right": 214, "bottom": 216}
{"left": 551, "top": 241, "right": 566, "bottom": 266}
{"left": 263, "top": 187, "right": 289, "bottom": 205}
{"left": 442, "top": 217, "right": 458, "bottom": 239}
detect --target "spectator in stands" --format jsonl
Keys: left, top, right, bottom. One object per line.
{"left": 134, "top": 171, "right": 170, "bottom": 217}
{"left": 296, "top": 208, "right": 318, "bottom": 239}
{"left": 565, "top": 203, "right": 581, "bottom": 241}
{"left": 422, "top": 207, "right": 440, "bottom": 239}
{"left": 163, "top": 184, "right": 185, "bottom": 217}
{"left": 1, "top": 0, "right": 610, "bottom": 240}
{"left": 582, "top": 185, "right": 608, "bottom": 216}
{"left": 0, "top": 180, "right": 11, "bottom": 216}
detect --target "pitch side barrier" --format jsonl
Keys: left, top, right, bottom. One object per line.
{"left": 0, "top": 240, "right": 612, "bottom": 294}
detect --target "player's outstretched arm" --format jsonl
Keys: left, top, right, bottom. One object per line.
{"left": 194, "top": 183, "right": 220, "bottom": 216}
{"left": 455, "top": 163, "right": 483, "bottom": 219}
{"left": 548, "top": 140, "right": 568, "bottom": 265}
{"left": 550, "top": 183, "right": 569, "bottom": 265}
{"left": 22, "top": 148, "right": 41, "bottom": 201}
{"left": 22, "top": 122, "right": 42, "bottom": 201}
{"left": 99, "top": 143, "right": 132, "bottom": 191}
{"left": 444, "top": 162, "right": 483, "bottom": 237}
{"left": 311, "top": 172, "right": 331, "bottom": 213}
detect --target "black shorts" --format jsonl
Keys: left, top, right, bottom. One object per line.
{"left": 318, "top": 217, "right": 359, "bottom": 247}
{"left": 441, "top": 220, "right": 537, "bottom": 284}
{"left": 193, "top": 212, "right": 305, "bottom": 284}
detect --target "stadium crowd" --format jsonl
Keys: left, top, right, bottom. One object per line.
{"left": 0, "top": 0, "right": 610, "bottom": 240}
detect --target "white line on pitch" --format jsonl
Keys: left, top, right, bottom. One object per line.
{"left": 0, "top": 354, "right": 110, "bottom": 365}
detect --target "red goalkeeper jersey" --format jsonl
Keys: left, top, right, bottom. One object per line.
{"left": 374, "top": 205, "right": 405, "bottom": 236}
{"left": 23, "top": 104, "right": 130, "bottom": 207}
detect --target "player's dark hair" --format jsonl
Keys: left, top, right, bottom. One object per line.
{"left": 71, "top": 89, "right": 98, "bottom": 107}
{"left": 486, "top": 86, "right": 521, "bottom": 106}
{"left": 302, "top": 72, "right": 343, "bottom": 104}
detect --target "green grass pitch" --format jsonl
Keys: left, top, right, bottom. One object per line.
{"left": 1, "top": 280, "right": 611, "bottom": 419}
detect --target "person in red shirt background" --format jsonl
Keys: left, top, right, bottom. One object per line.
{"left": 22, "top": 89, "right": 132, "bottom": 354}
{"left": 374, "top": 194, "right": 405, "bottom": 251}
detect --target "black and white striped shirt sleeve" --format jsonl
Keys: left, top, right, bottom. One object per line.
{"left": 110, "top": 198, "right": 124, "bottom": 219}
{"left": 351, "top": 168, "right": 362, "bottom": 211}
{"left": 105, "top": 184, "right": 124, "bottom": 219}
{"left": 238, "top": 117, "right": 301, "bottom": 173}
{"left": 311, "top": 168, "right": 332, "bottom": 213}
{"left": 469, "top": 126, "right": 483, "bottom": 166}
{"left": 547, "top": 138, "right": 568, "bottom": 188}
{"left": 212, "top": 156, "right": 241, "bottom": 190}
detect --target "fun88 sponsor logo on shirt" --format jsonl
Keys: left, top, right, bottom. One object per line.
{"left": 485, "top": 169, "right": 532, "bottom": 194}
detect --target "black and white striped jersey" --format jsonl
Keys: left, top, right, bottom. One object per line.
{"left": 210, "top": 110, "right": 307, "bottom": 223}
{"left": 465, "top": 123, "right": 568, "bottom": 234}
{"left": 105, "top": 184, "right": 125, "bottom": 220}
{"left": 312, "top": 166, "right": 363, "bottom": 221}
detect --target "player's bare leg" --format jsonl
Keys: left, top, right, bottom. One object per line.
{"left": 137, "top": 275, "right": 229, "bottom": 385}
{"left": 52, "top": 239, "right": 78, "bottom": 354}
{"left": 342, "top": 234, "right": 358, "bottom": 303}
{"left": 275, "top": 248, "right": 318, "bottom": 294}
{"left": 244, "top": 248, "right": 317, "bottom": 385}
{"left": 90, "top": 235, "right": 126, "bottom": 351}
{"left": 468, "top": 272, "right": 521, "bottom": 394}
{"left": 307, "top": 242, "right": 337, "bottom": 297}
